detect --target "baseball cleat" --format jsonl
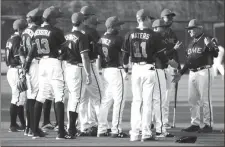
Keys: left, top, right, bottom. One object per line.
{"left": 56, "top": 132, "right": 75, "bottom": 140}
{"left": 141, "top": 135, "right": 158, "bottom": 142}
{"left": 111, "top": 132, "right": 129, "bottom": 138}
{"left": 28, "top": 128, "right": 33, "bottom": 136}
{"left": 16, "top": 124, "right": 25, "bottom": 132}
{"left": 41, "top": 123, "right": 54, "bottom": 131}
{"left": 156, "top": 132, "right": 175, "bottom": 138}
{"left": 8, "top": 126, "right": 19, "bottom": 132}
{"left": 163, "top": 123, "right": 172, "bottom": 129}
{"left": 97, "top": 132, "right": 110, "bottom": 137}
{"left": 198, "top": 125, "right": 213, "bottom": 133}
{"left": 130, "top": 136, "right": 140, "bottom": 142}
{"left": 181, "top": 125, "right": 200, "bottom": 132}
{"left": 24, "top": 127, "right": 29, "bottom": 135}
{"left": 32, "top": 128, "right": 47, "bottom": 139}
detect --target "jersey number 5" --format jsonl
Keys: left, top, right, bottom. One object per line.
{"left": 35, "top": 38, "right": 50, "bottom": 54}
{"left": 133, "top": 41, "right": 147, "bottom": 58}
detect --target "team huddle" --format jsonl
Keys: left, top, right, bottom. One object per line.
{"left": 5, "top": 5, "right": 221, "bottom": 141}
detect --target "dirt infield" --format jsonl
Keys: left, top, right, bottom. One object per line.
{"left": 1, "top": 75, "right": 224, "bottom": 146}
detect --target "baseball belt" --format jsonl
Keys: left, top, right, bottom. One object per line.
{"left": 190, "top": 65, "right": 212, "bottom": 72}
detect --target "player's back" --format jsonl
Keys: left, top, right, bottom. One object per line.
{"left": 33, "top": 24, "right": 65, "bottom": 58}
{"left": 98, "top": 32, "right": 123, "bottom": 68}
{"left": 21, "top": 25, "right": 39, "bottom": 57}
{"left": 5, "top": 33, "right": 21, "bottom": 66}
{"left": 124, "top": 28, "right": 159, "bottom": 64}
{"left": 64, "top": 30, "right": 89, "bottom": 64}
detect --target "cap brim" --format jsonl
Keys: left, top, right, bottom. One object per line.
{"left": 185, "top": 26, "right": 201, "bottom": 29}
{"left": 150, "top": 16, "right": 155, "bottom": 20}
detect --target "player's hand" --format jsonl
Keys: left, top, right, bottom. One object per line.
{"left": 172, "top": 73, "right": 181, "bottom": 83}
{"left": 174, "top": 41, "right": 183, "bottom": 50}
{"left": 86, "top": 75, "right": 92, "bottom": 85}
{"left": 204, "top": 37, "right": 211, "bottom": 46}
{"left": 168, "top": 59, "right": 178, "bottom": 68}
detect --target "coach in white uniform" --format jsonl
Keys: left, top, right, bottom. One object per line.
{"left": 172, "top": 19, "right": 219, "bottom": 133}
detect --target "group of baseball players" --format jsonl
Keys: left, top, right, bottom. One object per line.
{"left": 5, "top": 4, "right": 221, "bottom": 142}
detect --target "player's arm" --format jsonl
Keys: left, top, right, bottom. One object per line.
{"left": 204, "top": 37, "right": 219, "bottom": 57}
{"left": 122, "top": 33, "right": 130, "bottom": 73}
{"left": 24, "top": 42, "right": 36, "bottom": 73}
{"left": 96, "top": 39, "right": 102, "bottom": 72}
{"left": 80, "top": 35, "right": 91, "bottom": 84}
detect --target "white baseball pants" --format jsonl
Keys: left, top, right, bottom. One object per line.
{"left": 188, "top": 67, "right": 214, "bottom": 126}
{"left": 26, "top": 59, "right": 39, "bottom": 100}
{"left": 98, "top": 68, "right": 125, "bottom": 134}
{"left": 153, "top": 69, "right": 167, "bottom": 134}
{"left": 79, "top": 63, "right": 102, "bottom": 131}
{"left": 7, "top": 67, "right": 26, "bottom": 106}
{"left": 130, "top": 64, "right": 156, "bottom": 140}
{"left": 36, "top": 58, "right": 66, "bottom": 104}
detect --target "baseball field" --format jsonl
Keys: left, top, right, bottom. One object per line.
{"left": 1, "top": 69, "right": 224, "bottom": 146}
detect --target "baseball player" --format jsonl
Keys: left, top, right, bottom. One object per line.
{"left": 64, "top": 12, "right": 92, "bottom": 139}
{"left": 97, "top": 16, "right": 128, "bottom": 138}
{"left": 160, "top": 9, "right": 181, "bottom": 128}
{"left": 122, "top": 9, "right": 162, "bottom": 142}
{"left": 5, "top": 19, "right": 27, "bottom": 132}
{"left": 19, "top": 8, "right": 43, "bottom": 136}
{"left": 152, "top": 19, "right": 182, "bottom": 138}
{"left": 25, "top": 6, "right": 72, "bottom": 139}
{"left": 78, "top": 6, "right": 103, "bottom": 136}
{"left": 212, "top": 39, "right": 224, "bottom": 78}
{"left": 172, "top": 19, "right": 219, "bottom": 133}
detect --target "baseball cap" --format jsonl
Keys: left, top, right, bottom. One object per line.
{"left": 26, "top": 8, "right": 43, "bottom": 18}
{"left": 71, "top": 12, "right": 85, "bottom": 24}
{"left": 80, "top": 6, "right": 96, "bottom": 16}
{"left": 13, "top": 19, "right": 27, "bottom": 30}
{"left": 160, "top": 9, "right": 176, "bottom": 18}
{"left": 152, "top": 19, "right": 167, "bottom": 28}
{"left": 136, "top": 9, "right": 155, "bottom": 20}
{"left": 105, "top": 16, "right": 124, "bottom": 29}
{"left": 89, "top": 15, "right": 101, "bottom": 25}
{"left": 185, "top": 19, "right": 203, "bottom": 29}
{"left": 43, "top": 6, "right": 63, "bottom": 19}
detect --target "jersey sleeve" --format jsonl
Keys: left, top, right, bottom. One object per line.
{"left": 122, "top": 33, "right": 130, "bottom": 54}
{"left": 55, "top": 28, "right": 67, "bottom": 46}
{"left": 12, "top": 36, "right": 22, "bottom": 57}
{"left": 116, "top": 36, "right": 123, "bottom": 52}
{"left": 79, "top": 34, "right": 90, "bottom": 54}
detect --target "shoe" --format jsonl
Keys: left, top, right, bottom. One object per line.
{"left": 24, "top": 127, "right": 29, "bottom": 135}
{"left": 32, "top": 128, "right": 47, "bottom": 139}
{"left": 198, "top": 125, "right": 213, "bottom": 133}
{"left": 111, "top": 132, "right": 129, "bottom": 138}
{"left": 163, "top": 123, "right": 172, "bottom": 129}
{"left": 151, "top": 124, "right": 154, "bottom": 129}
{"left": 28, "top": 128, "right": 33, "bottom": 136}
{"left": 89, "top": 126, "right": 98, "bottom": 136}
{"left": 15, "top": 124, "right": 25, "bottom": 132}
{"left": 8, "top": 126, "right": 19, "bottom": 132}
{"left": 54, "top": 125, "right": 59, "bottom": 132}
{"left": 156, "top": 132, "right": 175, "bottom": 138}
{"left": 130, "top": 135, "right": 140, "bottom": 141}
{"left": 56, "top": 132, "right": 75, "bottom": 140}
{"left": 181, "top": 125, "right": 200, "bottom": 132}
{"left": 97, "top": 132, "right": 110, "bottom": 137}
{"left": 41, "top": 123, "right": 54, "bottom": 131}
{"left": 141, "top": 135, "right": 158, "bottom": 142}
{"left": 175, "top": 136, "right": 197, "bottom": 143}
{"left": 107, "top": 128, "right": 111, "bottom": 133}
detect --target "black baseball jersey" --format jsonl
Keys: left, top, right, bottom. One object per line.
{"left": 180, "top": 33, "right": 218, "bottom": 75}
{"left": 98, "top": 32, "right": 123, "bottom": 68}
{"left": 81, "top": 25, "right": 100, "bottom": 60}
{"left": 122, "top": 28, "right": 161, "bottom": 64}
{"left": 64, "top": 30, "right": 89, "bottom": 64}
{"left": 20, "top": 25, "right": 39, "bottom": 58}
{"left": 32, "top": 24, "right": 66, "bottom": 58}
{"left": 163, "top": 27, "right": 180, "bottom": 69}
{"left": 5, "top": 33, "right": 22, "bottom": 67}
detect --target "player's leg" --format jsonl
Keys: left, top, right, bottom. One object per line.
{"left": 41, "top": 98, "right": 54, "bottom": 131}
{"left": 130, "top": 64, "right": 142, "bottom": 141}
{"left": 110, "top": 69, "right": 127, "bottom": 137}
{"left": 65, "top": 64, "right": 82, "bottom": 138}
{"left": 78, "top": 69, "right": 91, "bottom": 134}
{"left": 97, "top": 68, "right": 113, "bottom": 136}
{"left": 141, "top": 66, "right": 155, "bottom": 141}
{"left": 198, "top": 68, "right": 214, "bottom": 133}
{"left": 182, "top": 71, "right": 201, "bottom": 132}
{"left": 7, "top": 68, "right": 25, "bottom": 132}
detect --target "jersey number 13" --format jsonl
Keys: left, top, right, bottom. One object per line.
{"left": 35, "top": 38, "right": 50, "bottom": 54}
